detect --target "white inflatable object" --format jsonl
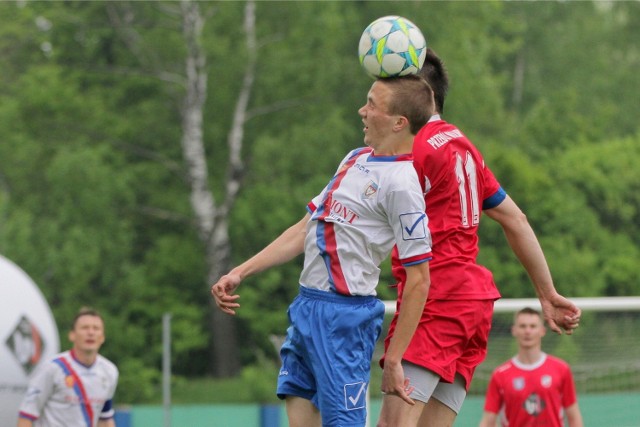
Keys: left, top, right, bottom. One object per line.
{"left": 0, "top": 255, "right": 59, "bottom": 426}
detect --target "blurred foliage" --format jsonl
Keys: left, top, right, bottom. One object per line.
{"left": 0, "top": 0, "right": 639, "bottom": 403}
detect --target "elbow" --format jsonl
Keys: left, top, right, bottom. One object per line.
{"left": 404, "top": 263, "right": 430, "bottom": 300}
{"left": 501, "top": 208, "right": 531, "bottom": 233}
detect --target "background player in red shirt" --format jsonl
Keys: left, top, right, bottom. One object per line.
{"left": 479, "top": 307, "right": 584, "bottom": 427}
{"left": 377, "top": 50, "right": 582, "bottom": 427}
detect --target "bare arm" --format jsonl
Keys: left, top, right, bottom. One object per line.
{"left": 98, "top": 419, "right": 116, "bottom": 427}
{"left": 381, "top": 261, "right": 430, "bottom": 405}
{"left": 478, "top": 411, "right": 498, "bottom": 427}
{"left": 484, "top": 195, "right": 580, "bottom": 334}
{"left": 565, "top": 402, "right": 583, "bottom": 427}
{"left": 211, "top": 213, "right": 310, "bottom": 315}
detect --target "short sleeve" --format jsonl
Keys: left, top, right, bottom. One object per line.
{"left": 18, "top": 362, "right": 57, "bottom": 420}
{"left": 384, "top": 169, "right": 432, "bottom": 264}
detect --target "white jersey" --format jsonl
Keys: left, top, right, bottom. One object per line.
{"left": 18, "top": 350, "right": 119, "bottom": 427}
{"left": 300, "top": 147, "right": 432, "bottom": 296}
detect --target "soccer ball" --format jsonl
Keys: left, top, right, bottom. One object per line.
{"left": 358, "top": 15, "right": 427, "bottom": 78}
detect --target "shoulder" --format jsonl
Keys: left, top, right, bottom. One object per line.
{"left": 47, "top": 350, "right": 72, "bottom": 367}
{"left": 413, "top": 119, "right": 483, "bottom": 165}
{"left": 383, "top": 161, "right": 422, "bottom": 192}
{"left": 415, "top": 119, "right": 468, "bottom": 147}
{"left": 31, "top": 351, "right": 69, "bottom": 378}
{"left": 348, "top": 146, "right": 373, "bottom": 160}
{"left": 492, "top": 358, "right": 516, "bottom": 376}
{"left": 545, "top": 354, "right": 571, "bottom": 370}
{"left": 97, "top": 355, "right": 119, "bottom": 376}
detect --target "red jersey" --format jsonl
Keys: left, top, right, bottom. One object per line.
{"left": 484, "top": 354, "right": 579, "bottom": 427}
{"left": 391, "top": 116, "right": 505, "bottom": 301}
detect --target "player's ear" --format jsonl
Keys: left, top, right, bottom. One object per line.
{"left": 394, "top": 115, "right": 409, "bottom": 132}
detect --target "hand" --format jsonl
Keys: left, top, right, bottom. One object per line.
{"left": 381, "top": 362, "right": 415, "bottom": 405}
{"left": 211, "top": 274, "right": 242, "bottom": 315}
{"left": 540, "top": 294, "right": 581, "bottom": 335}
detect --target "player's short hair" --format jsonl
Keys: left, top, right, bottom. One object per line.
{"left": 418, "top": 48, "right": 449, "bottom": 114}
{"left": 378, "top": 75, "right": 435, "bottom": 134}
{"left": 514, "top": 307, "right": 543, "bottom": 323}
{"left": 71, "top": 307, "right": 104, "bottom": 330}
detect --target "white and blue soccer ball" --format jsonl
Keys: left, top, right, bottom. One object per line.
{"left": 358, "top": 15, "right": 427, "bottom": 78}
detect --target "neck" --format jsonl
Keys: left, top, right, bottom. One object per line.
{"left": 71, "top": 348, "right": 98, "bottom": 366}
{"left": 515, "top": 347, "right": 544, "bottom": 365}
{"left": 374, "top": 136, "right": 414, "bottom": 156}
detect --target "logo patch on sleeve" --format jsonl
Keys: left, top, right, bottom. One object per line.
{"left": 400, "top": 212, "right": 427, "bottom": 240}
{"left": 344, "top": 382, "right": 367, "bottom": 410}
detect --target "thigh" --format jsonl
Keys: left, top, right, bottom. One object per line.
{"left": 313, "top": 299, "right": 385, "bottom": 426}
{"left": 401, "top": 299, "right": 493, "bottom": 385}
{"left": 430, "top": 373, "right": 467, "bottom": 414}
{"left": 286, "top": 396, "right": 321, "bottom": 427}
{"left": 277, "top": 298, "right": 318, "bottom": 404}
{"left": 378, "top": 394, "right": 426, "bottom": 427}
{"left": 402, "top": 361, "right": 441, "bottom": 404}
{"left": 417, "top": 398, "right": 458, "bottom": 427}
{"left": 454, "top": 300, "right": 494, "bottom": 389}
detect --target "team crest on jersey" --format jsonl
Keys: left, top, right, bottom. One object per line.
{"left": 512, "top": 377, "right": 525, "bottom": 391}
{"left": 523, "top": 392, "right": 545, "bottom": 416}
{"left": 541, "top": 375, "right": 552, "bottom": 388}
{"left": 362, "top": 180, "right": 379, "bottom": 199}
{"left": 65, "top": 375, "right": 75, "bottom": 388}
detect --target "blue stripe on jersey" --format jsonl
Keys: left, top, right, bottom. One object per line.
{"left": 403, "top": 256, "right": 432, "bottom": 267}
{"left": 315, "top": 220, "right": 335, "bottom": 291}
{"left": 53, "top": 358, "right": 93, "bottom": 427}
{"left": 483, "top": 187, "right": 507, "bottom": 210}
{"left": 311, "top": 149, "right": 372, "bottom": 295}
{"left": 366, "top": 153, "right": 413, "bottom": 162}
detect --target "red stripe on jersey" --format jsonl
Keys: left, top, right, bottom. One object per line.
{"left": 322, "top": 221, "right": 350, "bottom": 295}
{"left": 401, "top": 253, "right": 432, "bottom": 266}
{"left": 55, "top": 357, "right": 94, "bottom": 427}
{"left": 316, "top": 148, "right": 370, "bottom": 295}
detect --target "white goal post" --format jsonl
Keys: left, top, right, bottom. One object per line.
{"left": 383, "top": 296, "right": 640, "bottom": 315}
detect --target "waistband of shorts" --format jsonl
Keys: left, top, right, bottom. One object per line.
{"left": 298, "top": 285, "right": 378, "bottom": 305}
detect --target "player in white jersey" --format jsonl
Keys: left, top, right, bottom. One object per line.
{"left": 212, "top": 75, "right": 435, "bottom": 427}
{"left": 18, "top": 308, "right": 119, "bottom": 427}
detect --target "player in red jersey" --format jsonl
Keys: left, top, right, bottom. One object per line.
{"left": 479, "top": 307, "right": 583, "bottom": 427}
{"left": 377, "top": 50, "right": 582, "bottom": 427}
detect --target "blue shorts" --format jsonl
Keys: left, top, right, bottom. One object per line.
{"left": 277, "top": 286, "right": 385, "bottom": 427}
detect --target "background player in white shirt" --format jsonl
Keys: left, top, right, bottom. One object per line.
{"left": 18, "top": 307, "right": 119, "bottom": 427}
{"left": 211, "top": 75, "right": 435, "bottom": 427}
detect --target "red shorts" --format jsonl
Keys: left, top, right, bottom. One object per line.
{"left": 381, "top": 299, "right": 495, "bottom": 391}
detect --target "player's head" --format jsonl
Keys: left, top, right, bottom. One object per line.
{"left": 69, "top": 307, "right": 106, "bottom": 353}
{"left": 376, "top": 75, "right": 435, "bottom": 135}
{"left": 71, "top": 307, "right": 104, "bottom": 330}
{"left": 511, "top": 307, "right": 546, "bottom": 349}
{"left": 418, "top": 48, "right": 449, "bottom": 114}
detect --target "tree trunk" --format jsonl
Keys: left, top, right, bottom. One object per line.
{"left": 180, "top": 0, "right": 257, "bottom": 377}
